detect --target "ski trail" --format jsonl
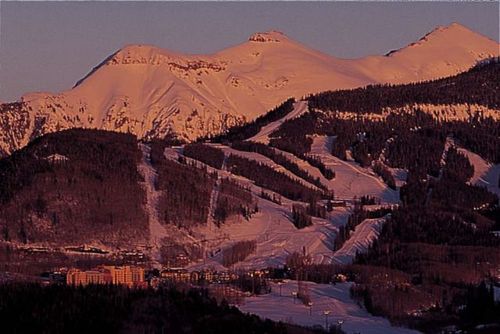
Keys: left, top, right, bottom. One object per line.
{"left": 426, "top": 136, "right": 454, "bottom": 205}
{"left": 206, "top": 154, "right": 228, "bottom": 232}
{"left": 332, "top": 216, "right": 387, "bottom": 265}
{"left": 137, "top": 142, "right": 169, "bottom": 268}
{"left": 248, "top": 100, "right": 309, "bottom": 144}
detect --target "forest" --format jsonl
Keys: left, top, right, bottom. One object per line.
{"left": 231, "top": 141, "right": 328, "bottom": 190}
{"left": 225, "top": 154, "right": 324, "bottom": 202}
{"left": 308, "top": 59, "right": 499, "bottom": 112}
{"left": 222, "top": 240, "right": 257, "bottom": 267}
{"left": 268, "top": 61, "right": 500, "bottom": 172}
{"left": 151, "top": 141, "right": 215, "bottom": 228}
{"left": 214, "top": 178, "right": 258, "bottom": 226}
{"left": 183, "top": 143, "right": 225, "bottom": 169}
{"left": 207, "top": 98, "right": 296, "bottom": 142}
{"left": 0, "top": 129, "right": 148, "bottom": 247}
{"left": 352, "top": 138, "right": 500, "bottom": 330}
{"left": 0, "top": 283, "right": 328, "bottom": 334}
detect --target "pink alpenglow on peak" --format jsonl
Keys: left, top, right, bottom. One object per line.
{"left": 0, "top": 23, "right": 498, "bottom": 156}
{"left": 248, "top": 30, "right": 287, "bottom": 43}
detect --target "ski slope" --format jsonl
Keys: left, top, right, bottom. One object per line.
{"left": 207, "top": 142, "right": 321, "bottom": 191}
{"left": 137, "top": 143, "right": 168, "bottom": 267}
{"left": 248, "top": 100, "right": 309, "bottom": 144}
{"left": 332, "top": 217, "right": 387, "bottom": 265}
{"left": 457, "top": 148, "right": 500, "bottom": 197}
{"left": 238, "top": 280, "right": 420, "bottom": 334}
{"left": 309, "top": 136, "right": 399, "bottom": 204}
{"left": 165, "top": 146, "right": 351, "bottom": 270}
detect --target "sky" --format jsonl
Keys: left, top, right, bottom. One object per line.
{"left": 0, "top": 1, "right": 498, "bottom": 101}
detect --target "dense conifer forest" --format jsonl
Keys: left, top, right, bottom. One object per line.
{"left": 151, "top": 141, "right": 215, "bottom": 228}
{"left": 225, "top": 154, "right": 324, "bottom": 202}
{"left": 0, "top": 129, "right": 148, "bottom": 247}
{"left": 352, "top": 142, "right": 500, "bottom": 329}
{"left": 0, "top": 283, "right": 326, "bottom": 334}
{"left": 214, "top": 178, "right": 258, "bottom": 225}
{"left": 183, "top": 143, "right": 226, "bottom": 169}
{"left": 308, "top": 59, "right": 499, "bottom": 112}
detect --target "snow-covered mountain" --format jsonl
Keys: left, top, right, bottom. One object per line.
{"left": 0, "top": 23, "right": 498, "bottom": 156}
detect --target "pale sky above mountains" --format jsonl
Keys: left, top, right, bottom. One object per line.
{"left": 0, "top": 1, "right": 498, "bottom": 101}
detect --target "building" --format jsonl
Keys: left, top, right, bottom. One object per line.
{"left": 161, "top": 268, "right": 191, "bottom": 283}
{"left": 66, "top": 265, "right": 145, "bottom": 287}
{"left": 66, "top": 268, "right": 112, "bottom": 286}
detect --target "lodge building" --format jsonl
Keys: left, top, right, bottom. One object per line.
{"left": 66, "top": 265, "right": 145, "bottom": 287}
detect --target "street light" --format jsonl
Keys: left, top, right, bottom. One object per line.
{"left": 250, "top": 273, "right": 255, "bottom": 295}
{"left": 277, "top": 281, "right": 283, "bottom": 296}
{"left": 308, "top": 302, "right": 313, "bottom": 316}
{"left": 336, "top": 319, "right": 344, "bottom": 331}
{"left": 323, "top": 310, "right": 330, "bottom": 330}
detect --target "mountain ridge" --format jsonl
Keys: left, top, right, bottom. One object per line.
{"left": 0, "top": 23, "right": 498, "bottom": 156}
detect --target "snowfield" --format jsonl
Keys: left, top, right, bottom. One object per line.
{"left": 238, "top": 280, "right": 420, "bottom": 334}
{"left": 1, "top": 24, "right": 498, "bottom": 156}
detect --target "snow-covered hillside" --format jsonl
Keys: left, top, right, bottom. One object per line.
{"left": 1, "top": 23, "right": 498, "bottom": 155}
{"left": 309, "top": 136, "right": 399, "bottom": 203}
{"left": 457, "top": 147, "right": 500, "bottom": 197}
{"left": 239, "top": 280, "right": 420, "bottom": 334}
{"left": 332, "top": 217, "right": 387, "bottom": 265}
{"left": 163, "top": 145, "right": 351, "bottom": 270}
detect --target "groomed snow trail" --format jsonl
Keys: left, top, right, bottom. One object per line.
{"left": 457, "top": 147, "right": 500, "bottom": 197}
{"left": 332, "top": 217, "right": 387, "bottom": 265}
{"left": 309, "top": 136, "right": 399, "bottom": 204}
{"left": 248, "top": 100, "right": 309, "bottom": 144}
{"left": 138, "top": 143, "right": 169, "bottom": 268}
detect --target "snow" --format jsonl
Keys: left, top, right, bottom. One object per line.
{"left": 44, "top": 153, "right": 69, "bottom": 163}
{"left": 332, "top": 217, "right": 387, "bottom": 265}
{"left": 137, "top": 143, "right": 169, "bottom": 267}
{"left": 238, "top": 280, "right": 420, "bottom": 334}
{"left": 494, "top": 286, "right": 500, "bottom": 303}
{"left": 138, "top": 143, "right": 206, "bottom": 267}
{"left": 166, "top": 136, "right": 399, "bottom": 270}
{"left": 309, "top": 136, "right": 399, "bottom": 204}
{"left": 457, "top": 148, "right": 500, "bottom": 197}
{"left": 248, "top": 100, "right": 309, "bottom": 144}
{"left": 4, "top": 24, "right": 498, "bottom": 155}
{"left": 208, "top": 142, "right": 321, "bottom": 191}
{"left": 165, "top": 146, "right": 351, "bottom": 269}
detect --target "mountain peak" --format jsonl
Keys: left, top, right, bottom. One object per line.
{"left": 385, "top": 22, "right": 495, "bottom": 57}
{"left": 421, "top": 22, "right": 475, "bottom": 40}
{"left": 248, "top": 30, "right": 287, "bottom": 43}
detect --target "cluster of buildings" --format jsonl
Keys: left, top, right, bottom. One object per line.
{"left": 158, "top": 268, "right": 268, "bottom": 285}
{"left": 62, "top": 264, "right": 270, "bottom": 290}
{"left": 66, "top": 265, "right": 146, "bottom": 287}
{"left": 159, "top": 268, "right": 239, "bottom": 284}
